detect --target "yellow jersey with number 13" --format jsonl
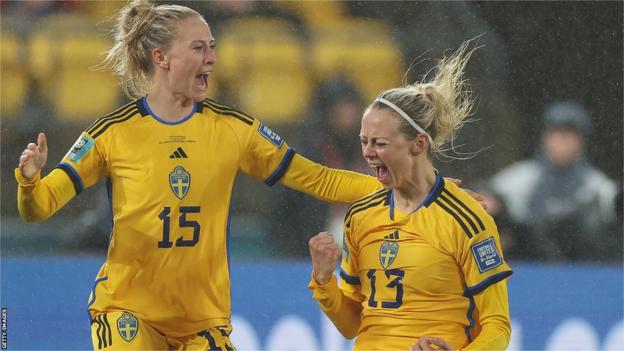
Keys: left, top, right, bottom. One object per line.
{"left": 337, "top": 173, "right": 512, "bottom": 350}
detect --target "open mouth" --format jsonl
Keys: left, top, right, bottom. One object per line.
{"left": 374, "top": 165, "right": 389, "bottom": 181}
{"left": 194, "top": 72, "right": 210, "bottom": 89}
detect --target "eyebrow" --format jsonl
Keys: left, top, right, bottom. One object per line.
{"left": 192, "top": 39, "right": 215, "bottom": 45}
{"left": 359, "top": 135, "right": 389, "bottom": 141}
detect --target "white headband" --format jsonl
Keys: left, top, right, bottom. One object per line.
{"left": 375, "top": 97, "right": 433, "bottom": 144}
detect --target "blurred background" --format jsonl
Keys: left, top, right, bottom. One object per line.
{"left": 1, "top": 1, "right": 622, "bottom": 350}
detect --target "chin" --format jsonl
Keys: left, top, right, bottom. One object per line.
{"left": 378, "top": 178, "right": 394, "bottom": 188}
{"left": 192, "top": 91, "right": 209, "bottom": 102}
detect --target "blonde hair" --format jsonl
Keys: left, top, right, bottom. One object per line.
{"left": 101, "top": 0, "right": 202, "bottom": 99}
{"left": 371, "top": 40, "right": 477, "bottom": 158}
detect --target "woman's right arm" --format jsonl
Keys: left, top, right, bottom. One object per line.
{"left": 308, "top": 232, "right": 363, "bottom": 339}
{"left": 16, "top": 133, "right": 78, "bottom": 221}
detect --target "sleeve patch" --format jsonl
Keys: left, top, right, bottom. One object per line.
{"left": 66, "top": 135, "right": 95, "bottom": 163}
{"left": 258, "top": 123, "right": 284, "bottom": 148}
{"left": 471, "top": 237, "right": 502, "bottom": 273}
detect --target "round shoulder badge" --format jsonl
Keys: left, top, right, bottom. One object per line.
{"left": 117, "top": 312, "right": 139, "bottom": 342}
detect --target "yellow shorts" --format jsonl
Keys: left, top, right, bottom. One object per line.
{"left": 90, "top": 311, "right": 235, "bottom": 350}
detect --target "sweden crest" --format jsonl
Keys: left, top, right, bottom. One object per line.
{"left": 117, "top": 312, "right": 139, "bottom": 342}
{"left": 380, "top": 240, "right": 399, "bottom": 269}
{"left": 169, "top": 166, "right": 191, "bottom": 199}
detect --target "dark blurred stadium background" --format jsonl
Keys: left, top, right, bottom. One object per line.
{"left": 1, "top": 0, "right": 621, "bottom": 258}
{"left": 0, "top": 1, "right": 622, "bottom": 350}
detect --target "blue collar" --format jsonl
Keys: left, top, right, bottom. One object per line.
{"left": 141, "top": 96, "right": 199, "bottom": 125}
{"left": 389, "top": 171, "right": 444, "bottom": 220}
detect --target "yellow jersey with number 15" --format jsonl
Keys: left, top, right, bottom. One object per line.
{"left": 61, "top": 97, "right": 296, "bottom": 336}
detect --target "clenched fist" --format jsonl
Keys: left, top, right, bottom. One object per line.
{"left": 309, "top": 232, "right": 341, "bottom": 285}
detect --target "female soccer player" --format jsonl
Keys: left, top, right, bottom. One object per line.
{"left": 15, "top": 1, "right": 385, "bottom": 349}
{"left": 308, "top": 42, "right": 513, "bottom": 351}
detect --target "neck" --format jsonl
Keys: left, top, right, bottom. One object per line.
{"left": 146, "top": 85, "right": 196, "bottom": 122}
{"left": 393, "top": 159, "right": 436, "bottom": 214}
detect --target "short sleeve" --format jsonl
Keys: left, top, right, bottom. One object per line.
{"left": 457, "top": 215, "right": 513, "bottom": 297}
{"left": 57, "top": 132, "right": 106, "bottom": 194}
{"left": 238, "top": 120, "right": 295, "bottom": 186}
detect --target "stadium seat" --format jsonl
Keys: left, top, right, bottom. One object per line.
{"left": 27, "top": 13, "right": 119, "bottom": 123}
{"left": 309, "top": 18, "right": 405, "bottom": 101}
{"left": 1, "top": 33, "right": 28, "bottom": 118}
{"left": 216, "top": 17, "right": 311, "bottom": 123}
{"left": 52, "top": 36, "right": 119, "bottom": 122}
{"left": 267, "top": 0, "right": 346, "bottom": 26}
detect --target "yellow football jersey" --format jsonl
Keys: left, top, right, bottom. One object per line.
{"left": 335, "top": 173, "right": 512, "bottom": 350}
{"left": 59, "top": 97, "right": 295, "bottom": 336}
{"left": 13, "top": 97, "right": 380, "bottom": 337}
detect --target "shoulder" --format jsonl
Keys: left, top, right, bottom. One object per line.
{"left": 199, "top": 98, "right": 256, "bottom": 128}
{"left": 582, "top": 164, "right": 617, "bottom": 191}
{"left": 84, "top": 99, "right": 143, "bottom": 139}
{"left": 430, "top": 180, "right": 494, "bottom": 239}
{"left": 490, "top": 159, "right": 542, "bottom": 201}
{"left": 344, "top": 188, "right": 392, "bottom": 229}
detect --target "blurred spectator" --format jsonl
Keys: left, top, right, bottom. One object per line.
{"left": 267, "top": 78, "right": 371, "bottom": 257}
{"left": 475, "top": 187, "right": 528, "bottom": 261}
{"left": 488, "top": 101, "right": 619, "bottom": 262}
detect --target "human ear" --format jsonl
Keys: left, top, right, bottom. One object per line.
{"left": 410, "top": 134, "right": 428, "bottom": 155}
{"left": 152, "top": 48, "right": 169, "bottom": 69}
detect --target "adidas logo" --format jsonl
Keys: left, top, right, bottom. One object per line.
{"left": 169, "top": 147, "right": 188, "bottom": 159}
{"left": 384, "top": 231, "right": 400, "bottom": 240}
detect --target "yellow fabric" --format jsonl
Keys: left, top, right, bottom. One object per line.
{"left": 90, "top": 311, "right": 235, "bottom": 350}
{"left": 308, "top": 274, "right": 362, "bottom": 339}
{"left": 15, "top": 168, "right": 76, "bottom": 222}
{"left": 280, "top": 154, "right": 381, "bottom": 203}
{"left": 463, "top": 281, "right": 511, "bottom": 350}
{"left": 16, "top": 97, "right": 382, "bottom": 337}
{"left": 311, "top": 175, "right": 512, "bottom": 350}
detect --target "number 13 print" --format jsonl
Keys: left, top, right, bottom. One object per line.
{"left": 367, "top": 269, "right": 405, "bottom": 309}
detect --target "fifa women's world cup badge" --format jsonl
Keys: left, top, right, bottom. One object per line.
{"left": 380, "top": 231, "right": 400, "bottom": 269}
{"left": 117, "top": 312, "right": 139, "bottom": 342}
{"left": 169, "top": 166, "right": 191, "bottom": 200}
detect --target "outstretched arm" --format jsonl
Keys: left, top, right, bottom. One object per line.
{"left": 16, "top": 133, "right": 77, "bottom": 221}
{"left": 280, "top": 154, "right": 382, "bottom": 203}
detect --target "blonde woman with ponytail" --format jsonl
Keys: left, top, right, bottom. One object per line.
{"left": 309, "top": 42, "right": 513, "bottom": 351}
{"left": 15, "top": 0, "right": 387, "bottom": 349}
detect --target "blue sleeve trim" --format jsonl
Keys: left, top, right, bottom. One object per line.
{"left": 464, "top": 295, "right": 476, "bottom": 342}
{"left": 340, "top": 269, "right": 361, "bottom": 285}
{"left": 264, "top": 147, "right": 295, "bottom": 186}
{"left": 463, "top": 269, "right": 513, "bottom": 297}
{"left": 56, "top": 162, "right": 84, "bottom": 195}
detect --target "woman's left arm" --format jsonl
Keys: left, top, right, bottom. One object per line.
{"left": 280, "top": 154, "right": 381, "bottom": 203}
{"left": 463, "top": 280, "right": 511, "bottom": 350}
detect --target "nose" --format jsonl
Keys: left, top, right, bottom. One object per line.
{"left": 205, "top": 49, "right": 216, "bottom": 66}
{"left": 362, "top": 142, "right": 376, "bottom": 159}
